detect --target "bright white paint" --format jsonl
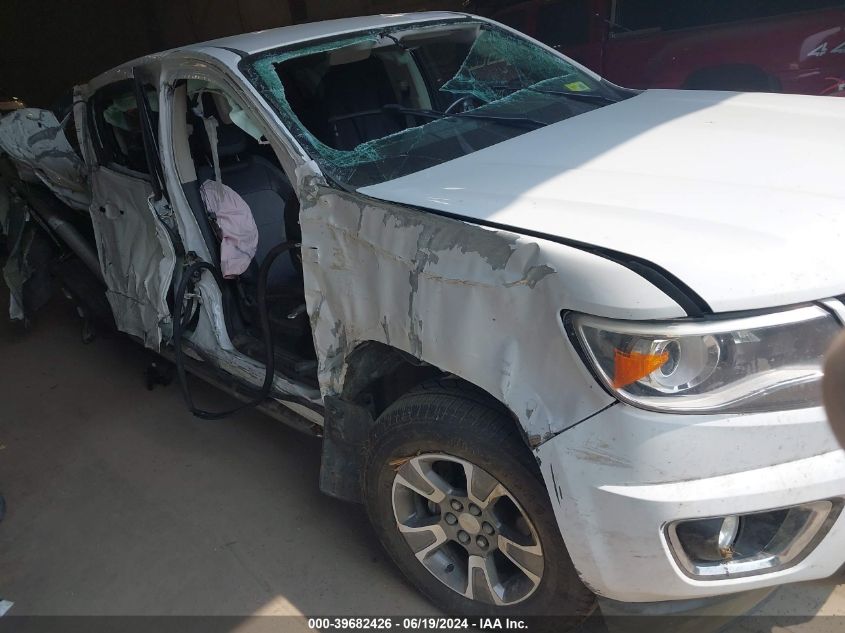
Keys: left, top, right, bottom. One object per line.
{"left": 537, "top": 404, "right": 845, "bottom": 601}
{"left": 362, "top": 89, "right": 845, "bottom": 313}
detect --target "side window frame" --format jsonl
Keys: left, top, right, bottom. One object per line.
{"left": 169, "top": 61, "right": 305, "bottom": 189}
{"left": 88, "top": 79, "right": 154, "bottom": 177}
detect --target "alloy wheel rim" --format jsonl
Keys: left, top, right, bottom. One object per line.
{"left": 391, "top": 453, "right": 544, "bottom": 606}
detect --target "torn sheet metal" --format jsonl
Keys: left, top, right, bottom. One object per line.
{"left": 0, "top": 187, "right": 55, "bottom": 321}
{"left": 0, "top": 178, "right": 9, "bottom": 236}
{"left": 0, "top": 108, "right": 90, "bottom": 211}
{"left": 298, "top": 183, "right": 658, "bottom": 440}
{"left": 68, "top": 63, "right": 175, "bottom": 350}
{"left": 86, "top": 168, "right": 175, "bottom": 349}
{"left": 178, "top": 274, "right": 322, "bottom": 405}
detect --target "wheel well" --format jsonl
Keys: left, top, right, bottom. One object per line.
{"left": 683, "top": 64, "right": 780, "bottom": 92}
{"left": 319, "top": 340, "right": 524, "bottom": 503}
{"left": 340, "top": 341, "right": 442, "bottom": 417}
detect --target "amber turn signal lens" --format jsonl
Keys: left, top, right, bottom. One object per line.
{"left": 613, "top": 350, "right": 669, "bottom": 388}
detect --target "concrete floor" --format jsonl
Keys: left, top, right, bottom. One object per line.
{"left": 0, "top": 292, "right": 843, "bottom": 631}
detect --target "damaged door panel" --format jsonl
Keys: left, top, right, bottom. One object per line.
{"left": 0, "top": 103, "right": 98, "bottom": 323}
{"left": 0, "top": 107, "right": 90, "bottom": 212}
{"left": 299, "top": 183, "right": 622, "bottom": 442}
{"left": 0, "top": 176, "right": 55, "bottom": 321}
{"left": 0, "top": 155, "right": 113, "bottom": 332}
{"left": 75, "top": 79, "right": 176, "bottom": 349}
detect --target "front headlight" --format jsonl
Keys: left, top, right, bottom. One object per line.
{"left": 571, "top": 305, "right": 841, "bottom": 414}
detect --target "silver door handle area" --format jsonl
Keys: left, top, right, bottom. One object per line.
{"left": 100, "top": 203, "right": 123, "bottom": 219}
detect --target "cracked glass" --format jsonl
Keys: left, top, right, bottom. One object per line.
{"left": 243, "top": 20, "right": 617, "bottom": 188}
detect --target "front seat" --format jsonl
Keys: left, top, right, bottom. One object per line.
{"left": 195, "top": 122, "right": 300, "bottom": 291}
{"left": 315, "top": 56, "right": 405, "bottom": 150}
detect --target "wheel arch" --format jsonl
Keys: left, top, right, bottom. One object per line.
{"left": 319, "top": 339, "right": 531, "bottom": 503}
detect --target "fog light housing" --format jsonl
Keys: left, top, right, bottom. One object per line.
{"left": 666, "top": 500, "right": 841, "bottom": 579}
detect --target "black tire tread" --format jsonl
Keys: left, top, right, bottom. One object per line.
{"left": 362, "top": 381, "right": 596, "bottom": 622}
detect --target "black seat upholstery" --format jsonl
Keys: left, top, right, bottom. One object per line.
{"left": 315, "top": 56, "right": 404, "bottom": 150}
{"left": 196, "top": 124, "right": 299, "bottom": 290}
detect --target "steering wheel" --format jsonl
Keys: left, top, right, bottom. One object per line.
{"left": 445, "top": 94, "right": 486, "bottom": 114}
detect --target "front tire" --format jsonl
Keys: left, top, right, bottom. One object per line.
{"left": 362, "top": 382, "right": 595, "bottom": 621}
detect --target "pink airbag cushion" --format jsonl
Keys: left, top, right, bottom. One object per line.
{"left": 200, "top": 180, "right": 259, "bottom": 279}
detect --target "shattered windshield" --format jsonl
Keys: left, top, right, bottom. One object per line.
{"left": 243, "top": 20, "right": 618, "bottom": 188}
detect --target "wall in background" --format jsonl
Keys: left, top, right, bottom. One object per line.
{"left": 0, "top": 0, "right": 465, "bottom": 106}
{"left": 1, "top": 0, "right": 159, "bottom": 107}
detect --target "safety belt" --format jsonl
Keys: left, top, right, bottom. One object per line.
{"left": 194, "top": 92, "right": 222, "bottom": 184}
{"left": 203, "top": 116, "right": 222, "bottom": 185}
{"left": 191, "top": 94, "right": 225, "bottom": 248}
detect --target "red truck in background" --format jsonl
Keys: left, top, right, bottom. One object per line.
{"left": 481, "top": 0, "right": 845, "bottom": 95}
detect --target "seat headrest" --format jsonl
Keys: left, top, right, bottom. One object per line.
{"left": 215, "top": 123, "right": 249, "bottom": 158}
{"left": 211, "top": 93, "right": 233, "bottom": 125}
{"left": 190, "top": 91, "right": 249, "bottom": 160}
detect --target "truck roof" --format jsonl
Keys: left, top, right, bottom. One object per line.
{"left": 85, "top": 11, "right": 470, "bottom": 89}
{"left": 199, "top": 11, "right": 468, "bottom": 55}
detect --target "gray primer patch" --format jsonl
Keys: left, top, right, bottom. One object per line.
{"left": 326, "top": 186, "right": 522, "bottom": 271}
{"left": 308, "top": 291, "right": 324, "bottom": 331}
{"left": 506, "top": 264, "right": 556, "bottom": 289}
{"left": 380, "top": 315, "right": 391, "bottom": 346}
{"left": 299, "top": 175, "right": 616, "bottom": 440}
{"left": 323, "top": 320, "right": 350, "bottom": 386}
{"left": 377, "top": 200, "right": 521, "bottom": 271}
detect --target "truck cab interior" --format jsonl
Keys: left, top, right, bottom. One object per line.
{"left": 246, "top": 21, "right": 623, "bottom": 189}
{"left": 273, "top": 26, "right": 484, "bottom": 151}
{"left": 164, "top": 21, "right": 616, "bottom": 393}
{"left": 171, "top": 79, "right": 317, "bottom": 387}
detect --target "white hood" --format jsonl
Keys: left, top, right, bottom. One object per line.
{"left": 360, "top": 90, "right": 845, "bottom": 314}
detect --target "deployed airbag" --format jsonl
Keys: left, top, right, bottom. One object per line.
{"left": 200, "top": 179, "right": 259, "bottom": 279}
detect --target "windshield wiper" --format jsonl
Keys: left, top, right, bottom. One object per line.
{"left": 493, "top": 84, "right": 618, "bottom": 105}
{"left": 382, "top": 104, "right": 547, "bottom": 130}
{"left": 529, "top": 88, "right": 618, "bottom": 104}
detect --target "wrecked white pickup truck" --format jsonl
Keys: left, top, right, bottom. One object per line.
{"left": 2, "top": 11, "right": 845, "bottom": 620}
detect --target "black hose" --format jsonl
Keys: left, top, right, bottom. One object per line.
{"left": 172, "top": 242, "right": 298, "bottom": 420}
